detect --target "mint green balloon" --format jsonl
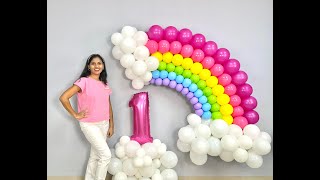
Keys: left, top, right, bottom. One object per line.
{"left": 203, "top": 87, "right": 212, "bottom": 97}
{"left": 174, "top": 66, "right": 184, "bottom": 75}
{"left": 190, "top": 74, "right": 200, "bottom": 83}
{"left": 197, "top": 80, "right": 207, "bottom": 90}
{"left": 166, "top": 63, "right": 176, "bottom": 72}
{"left": 210, "top": 103, "right": 220, "bottom": 112}
{"left": 182, "top": 69, "right": 192, "bottom": 78}
{"left": 207, "top": 95, "right": 217, "bottom": 104}
{"left": 158, "top": 61, "right": 167, "bottom": 71}
{"left": 212, "top": 112, "right": 222, "bottom": 119}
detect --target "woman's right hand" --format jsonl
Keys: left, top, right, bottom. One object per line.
{"left": 74, "top": 110, "right": 88, "bottom": 120}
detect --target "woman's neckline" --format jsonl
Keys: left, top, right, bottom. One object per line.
{"left": 87, "top": 76, "right": 101, "bottom": 82}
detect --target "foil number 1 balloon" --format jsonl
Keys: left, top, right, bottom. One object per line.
{"left": 129, "top": 92, "right": 153, "bottom": 145}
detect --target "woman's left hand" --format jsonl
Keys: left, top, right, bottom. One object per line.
{"left": 107, "top": 126, "right": 114, "bottom": 138}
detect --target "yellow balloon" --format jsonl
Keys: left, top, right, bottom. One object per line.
{"left": 212, "top": 85, "right": 225, "bottom": 96}
{"left": 152, "top": 52, "right": 163, "bottom": 62}
{"left": 206, "top": 76, "right": 218, "bottom": 88}
{"left": 199, "top": 69, "right": 211, "bottom": 80}
{"left": 181, "top": 58, "right": 193, "bottom": 70}
{"left": 190, "top": 62, "right": 203, "bottom": 75}
{"left": 162, "top": 52, "right": 173, "bottom": 63}
{"left": 222, "top": 115, "right": 233, "bottom": 125}
{"left": 220, "top": 104, "right": 233, "bottom": 115}
{"left": 172, "top": 54, "right": 183, "bottom": 66}
{"left": 217, "top": 93, "right": 230, "bottom": 105}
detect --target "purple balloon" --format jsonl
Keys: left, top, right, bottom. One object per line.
{"left": 195, "top": 109, "right": 204, "bottom": 116}
{"left": 181, "top": 87, "right": 189, "bottom": 96}
{"left": 213, "top": 48, "right": 230, "bottom": 64}
{"left": 175, "top": 83, "right": 183, "bottom": 92}
{"left": 155, "top": 78, "right": 163, "bottom": 86}
{"left": 193, "top": 103, "right": 202, "bottom": 110}
{"left": 224, "top": 59, "right": 240, "bottom": 75}
{"left": 202, "top": 41, "right": 218, "bottom": 56}
{"left": 190, "top": 33, "right": 206, "bottom": 49}
{"left": 150, "top": 78, "right": 155, "bottom": 84}
{"left": 190, "top": 97, "right": 198, "bottom": 105}
{"left": 186, "top": 92, "right": 194, "bottom": 99}
{"left": 241, "top": 96, "right": 257, "bottom": 110}
{"left": 169, "top": 80, "right": 177, "bottom": 88}
{"left": 147, "top": 25, "right": 164, "bottom": 42}
{"left": 232, "top": 71, "right": 248, "bottom": 86}
{"left": 177, "top": 28, "right": 193, "bottom": 45}
{"left": 164, "top": 26, "right": 179, "bottom": 43}
{"left": 237, "top": 83, "right": 253, "bottom": 98}
{"left": 162, "top": 78, "right": 170, "bottom": 86}
{"left": 244, "top": 110, "right": 259, "bottom": 124}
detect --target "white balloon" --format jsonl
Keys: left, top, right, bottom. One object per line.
{"left": 243, "top": 124, "right": 261, "bottom": 140}
{"left": 108, "top": 158, "right": 123, "bottom": 175}
{"left": 201, "top": 119, "right": 211, "bottom": 126}
{"left": 131, "top": 78, "right": 144, "bottom": 90}
{"left": 120, "top": 54, "right": 135, "bottom": 69}
{"left": 125, "top": 140, "right": 141, "bottom": 158}
{"left": 145, "top": 56, "right": 160, "bottom": 71}
{"left": 160, "top": 151, "right": 178, "bottom": 169}
{"left": 210, "top": 119, "right": 229, "bottom": 138}
{"left": 178, "top": 126, "right": 195, "bottom": 144}
{"left": 246, "top": 151, "right": 263, "bottom": 168}
{"left": 189, "top": 150, "right": 208, "bottom": 165}
{"left": 252, "top": 138, "right": 271, "bottom": 155}
{"left": 143, "top": 155, "right": 153, "bottom": 166}
{"left": 133, "top": 31, "right": 148, "bottom": 46}
{"left": 233, "top": 148, "right": 248, "bottom": 163}
{"left": 152, "top": 139, "right": 162, "bottom": 147}
{"left": 134, "top": 46, "right": 150, "bottom": 61}
{"left": 187, "top": 113, "right": 201, "bottom": 127}
{"left": 177, "top": 139, "right": 191, "bottom": 152}
{"left": 142, "top": 143, "right": 158, "bottom": 159}
{"left": 219, "top": 150, "right": 234, "bottom": 162}
{"left": 112, "top": 46, "right": 124, "bottom": 60}
{"left": 194, "top": 124, "right": 211, "bottom": 139}
{"left": 133, "top": 157, "right": 144, "bottom": 168}
{"left": 191, "top": 137, "right": 209, "bottom": 155}
{"left": 125, "top": 68, "right": 138, "bottom": 80}
{"left": 140, "top": 71, "right": 153, "bottom": 82}
{"left": 111, "top": 32, "right": 123, "bottom": 46}
{"left": 152, "top": 158, "right": 161, "bottom": 169}
{"left": 122, "top": 158, "right": 138, "bottom": 176}
{"left": 207, "top": 136, "right": 222, "bottom": 156}
{"left": 132, "top": 60, "right": 147, "bottom": 76}
{"left": 238, "top": 135, "right": 253, "bottom": 150}
{"left": 228, "top": 124, "right": 243, "bottom": 138}
{"left": 138, "top": 164, "right": 155, "bottom": 178}
{"left": 157, "top": 143, "right": 167, "bottom": 158}
{"left": 151, "top": 173, "right": 163, "bottom": 180}
{"left": 114, "top": 172, "right": 127, "bottom": 180}
{"left": 115, "top": 142, "right": 121, "bottom": 149}
{"left": 220, "top": 135, "right": 239, "bottom": 152}
{"left": 120, "top": 136, "right": 131, "bottom": 145}
{"left": 120, "top": 37, "right": 137, "bottom": 54}
{"left": 121, "top": 26, "right": 137, "bottom": 37}
{"left": 115, "top": 146, "right": 126, "bottom": 159}
{"left": 160, "top": 169, "right": 178, "bottom": 180}
{"left": 136, "top": 148, "right": 146, "bottom": 157}
{"left": 258, "top": 131, "right": 272, "bottom": 143}
{"left": 127, "top": 176, "right": 138, "bottom": 180}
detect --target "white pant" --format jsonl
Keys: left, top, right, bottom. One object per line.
{"left": 79, "top": 120, "right": 112, "bottom": 180}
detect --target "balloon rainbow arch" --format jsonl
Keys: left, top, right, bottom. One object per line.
{"left": 108, "top": 25, "right": 272, "bottom": 180}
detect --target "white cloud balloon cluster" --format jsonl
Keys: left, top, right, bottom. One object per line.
{"left": 177, "top": 113, "right": 272, "bottom": 168}
{"left": 108, "top": 136, "right": 178, "bottom": 180}
{"left": 111, "top": 25, "right": 159, "bottom": 90}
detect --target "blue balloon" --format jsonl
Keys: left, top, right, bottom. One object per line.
{"left": 201, "top": 103, "right": 211, "bottom": 111}
{"left": 152, "top": 70, "right": 160, "bottom": 79}
{"left": 168, "top": 72, "right": 177, "bottom": 80}
{"left": 198, "top": 96, "right": 208, "bottom": 104}
{"left": 182, "top": 78, "right": 192, "bottom": 88}
{"left": 194, "top": 89, "right": 203, "bottom": 98}
{"left": 188, "top": 83, "right": 198, "bottom": 92}
{"left": 159, "top": 70, "right": 169, "bottom": 79}
{"left": 201, "top": 111, "right": 212, "bottom": 119}
{"left": 175, "top": 75, "right": 184, "bottom": 84}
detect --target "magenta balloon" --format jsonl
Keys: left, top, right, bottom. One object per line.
{"left": 218, "top": 73, "right": 232, "bottom": 86}
{"left": 232, "top": 71, "right": 248, "bottom": 86}
{"left": 210, "top": 64, "right": 224, "bottom": 77}
{"left": 170, "top": 41, "right": 182, "bottom": 54}
{"left": 224, "top": 59, "right": 240, "bottom": 75}
{"left": 213, "top": 48, "right": 230, "bottom": 64}
{"left": 201, "top": 56, "right": 215, "bottom": 69}
{"left": 229, "top": 94, "right": 241, "bottom": 107}
{"left": 241, "top": 96, "right": 257, "bottom": 110}
{"left": 244, "top": 110, "right": 259, "bottom": 124}
{"left": 224, "top": 83, "right": 237, "bottom": 96}
{"left": 237, "top": 83, "right": 253, "bottom": 98}
{"left": 191, "top": 49, "right": 205, "bottom": 62}
{"left": 190, "top": 33, "right": 206, "bottom": 49}
{"left": 180, "top": 44, "right": 194, "bottom": 58}
{"left": 129, "top": 92, "right": 153, "bottom": 144}
{"left": 164, "top": 26, "right": 179, "bottom": 43}
{"left": 177, "top": 28, "right": 193, "bottom": 45}
{"left": 202, "top": 41, "right": 218, "bottom": 56}
{"left": 145, "top": 40, "right": 158, "bottom": 54}
{"left": 147, "top": 25, "right": 164, "bottom": 42}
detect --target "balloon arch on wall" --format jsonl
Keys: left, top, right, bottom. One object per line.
{"left": 107, "top": 25, "right": 272, "bottom": 180}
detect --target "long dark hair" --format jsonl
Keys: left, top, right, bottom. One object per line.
{"left": 79, "top": 54, "right": 108, "bottom": 84}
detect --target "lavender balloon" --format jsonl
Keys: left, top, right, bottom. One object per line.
{"left": 224, "top": 59, "right": 240, "bottom": 75}
{"left": 147, "top": 25, "right": 164, "bottom": 42}
{"left": 190, "top": 97, "right": 198, "bottom": 105}
{"left": 244, "top": 110, "right": 259, "bottom": 124}
{"left": 195, "top": 109, "right": 204, "bottom": 116}
{"left": 169, "top": 80, "right": 177, "bottom": 88}
{"left": 186, "top": 92, "right": 194, "bottom": 99}
{"left": 181, "top": 87, "right": 189, "bottom": 96}
{"left": 164, "top": 26, "right": 179, "bottom": 43}
{"left": 175, "top": 83, "right": 183, "bottom": 92}
{"left": 190, "top": 33, "right": 206, "bottom": 49}
{"left": 232, "top": 71, "right": 248, "bottom": 86}
{"left": 178, "top": 28, "right": 193, "bottom": 45}
{"left": 241, "top": 96, "right": 258, "bottom": 110}
{"left": 237, "top": 83, "right": 253, "bottom": 98}
{"left": 193, "top": 103, "right": 202, "bottom": 110}
{"left": 213, "top": 48, "right": 230, "bottom": 64}
{"left": 155, "top": 78, "right": 163, "bottom": 86}
{"left": 150, "top": 78, "right": 155, "bottom": 84}
{"left": 162, "top": 78, "right": 170, "bottom": 86}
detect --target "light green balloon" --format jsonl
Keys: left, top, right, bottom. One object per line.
{"left": 158, "top": 61, "right": 167, "bottom": 71}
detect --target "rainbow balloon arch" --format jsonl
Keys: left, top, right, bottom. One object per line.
{"left": 108, "top": 25, "right": 272, "bottom": 179}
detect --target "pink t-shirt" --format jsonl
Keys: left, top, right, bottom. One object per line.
{"left": 74, "top": 77, "right": 112, "bottom": 122}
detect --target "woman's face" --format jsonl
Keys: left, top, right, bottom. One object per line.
{"left": 88, "top": 57, "right": 104, "bottom": 75}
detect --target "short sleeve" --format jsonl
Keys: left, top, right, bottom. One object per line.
{"left": 106, "top": 84, "right": 112, "bottom": 95}
{"left": 74, "top": 77, "right": 86, "bottom": 92}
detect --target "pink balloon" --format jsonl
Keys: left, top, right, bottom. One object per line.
{"left": 201, "top": 56, "right": 215, "bottom": 69}
{"left": 147, "top": 25, "right": 164, "bottom": 42}
{"left": 190, "top": 33, "right": 206, "bottom": 49}
{"left": 164, "top": 26, "right": 179, "bottom": 43}
{"left": 177, "top": 28, "right": 193, "bottom": 45}
{"left": 180, "top": 44, "right": 194, "bottom": 58}
{"left": 229, "top": 94, "right": 241, "bottom": 107}
{"left": 218, "top": 73, "right": 232, "bottom": 86}
{"left": 202, "top": 41, "right": 218, "bottom": 56}
{"left": 158, "top": 40, "right": 170, "bottom": 53}
{"left": 241, "top": 96, "right": 257, "bottom": 110}
{"left": 129, "top": 92, "right": 153, "bottom": 144}
{"left": 232, "top": 71, "right": 248, "bottom": 86}
{"left": 224, "top": 59, "right": 240, "bottom": 75}
{"left": 213, "top": 48, "right": 230, "bottom": 64}
{"left": 233, "top": 116, "right": 248, "bottom": 129}
{"left": 191, "top": 49, "right": 205, "bottom": 62}
{"left": 224, "top": 83, "right": 237, "bottom": 96}
{"left": 237, "top": 83, "right": 253, "bottom": 98}
{"left": 145, "top": 40, "right": 158, "bottom": 54}
{"left": 170, "top": 41, "right": 182, "bottom": 54}
{"left": 243, "top": 110, "right": 259, "bottom": 124}
{"left": 232, "top": 106, "right": 244, "bottom": 117}
{"left": 210, "top": 64, "right": 224, "bottom": 77}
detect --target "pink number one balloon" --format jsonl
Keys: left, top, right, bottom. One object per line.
{"left": 129, "top": 92, "right": 153, "bottom": 145}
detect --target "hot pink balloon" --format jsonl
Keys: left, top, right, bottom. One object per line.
{"left": 232, "top": 106, "right": 244, "bottom": 117}
{"left": 224, "top": 59, "right": 240, "bottom": 75}
{"left": 213, "top": 48, "right": 230, "bottom": 64}
{"left": 129, "top": 92, "right": 153, "bottom": 144}
{"left": 233, "top": 116, "right": 248, "bottom": 129}
{"left": 164, "top": 26, "right": 179, "bottom": 43}
{"left": 218, "top": 73, "right": 232, "bottom": 86}
{"left": 158, "top": 40, "right": 170, "bottom": 53}
{"left": 237, "top": 83, "right": 253, "bottom": 98}
{"left": 190, "top": 33, "right": 206, "bottom": 49}
{"left": 202, "top": 41, "right": 218, "bottom": 56}
{"left": 177, "top": 28, "right": 193, "bottom": 45}
{"left": 210, "top": 64, "right": 224, "bottom": 77}
{"left": 224, "top": 83, "right": 237, "bottom": 96}
{"left": 170, "top": 41, "right": 182, "bottom": 54}
{"left": 241, "top": 96, "right": 257, "bottom": 110}
{"left": 180, "top": 44, "right": 194, "bottom": 58}
{"left": 191, "top": 49, "right": 205, "bottom": 62}
{"left": 229, "top": 94, "right": 241, "bottom": 107}
{"left": 145, "top": 40, "right": 158, "bottom": 54}
{"left": 232, "top": 71, "right": 248, "bottom": 86}
{"left": 243, "top": 110, "right": 259, "bottom": 124}
{"left": 201, "top": 56, "right": 215, "bottom": 69}
{"left": 147, "top": 25, "right": 164, "bottom": 42}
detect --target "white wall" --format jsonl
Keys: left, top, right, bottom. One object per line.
{"left": 47, "top": 0, "right": 273, "bottom": 176}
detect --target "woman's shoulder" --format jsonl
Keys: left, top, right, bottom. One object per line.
{"left": 74, "top": 77, "right": 89, "bottom": 84}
